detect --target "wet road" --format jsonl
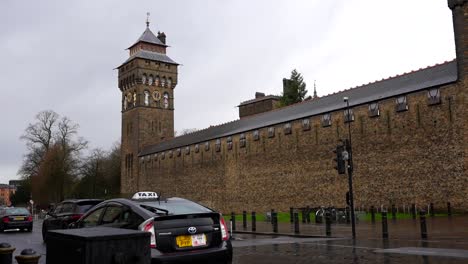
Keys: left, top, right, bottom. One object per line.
{"left": 1, "top": 220, "right": 467, "bottom": 263}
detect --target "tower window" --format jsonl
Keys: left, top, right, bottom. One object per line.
{"left": 144, "top": 91, "right": 150, "bottom": 106}
{"left": 205, "top": 142, "right": 210, "bottom": 151}
{"left": 141, "top": 74, "right": 147, "bottom": 84}
{"left": 253, "top": 130, "right": 260, "bottom": 141}
{"left": 268, "top": 127, "right": 275, "bottom": 138}
{"left": 195, "top": 144, "right": 200, "bottom": 153}
{"left": 239, "top": 133, "right": 246, "bottom": 148}
{"left": 169, "top": 150, "right": 173, "bottom": 158}
{"left": 215, "top": 139, "right": 221, "bottom": 152}
{"left": 176, "top": 148, "right": 181, "bottom": 157}
{"left": 155, "top": 76, "right": 160, "bottom": 86}
{"left": 163, "top": 92, "right": 169, "bottom": 109}
{"left": 302, "top": 118, "right": 311, "bottom": 131}
{"left": 368, "top": 102, "right": 380, "bottom": 117}
{"left": 162, "top": 77, "right": 166, "bottom": 87}
{"left": 161, "top": 152, "right": 165, "bottom": 160}
{"left": 283, "top": 123, "right": 292, "bottom": 135}
{"left": 227, "top": 137, "right": 233, "bottom": 150}
{"left": 344, "top": 109, "right": 354, "bottom": 123}
{"left": 427, "top": 88, "right": 441, "bottom": 105}
{"left": 148, "top": 75, "right": 154, "bottom": 85}
{"left": 167, "top": 78, "right": 172, "bottom": 88}
{"left": 321, "top": 113, "right": 332, "bottom": 127}
{"left": 395, "top": 96, "right": 408, "bottom": 112}
{"left": 185, "top": 146, "right": 190, "bottom": 155}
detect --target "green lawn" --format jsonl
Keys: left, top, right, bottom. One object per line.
{"left": 224, "top": 211, "right": 453, "bottom": 224}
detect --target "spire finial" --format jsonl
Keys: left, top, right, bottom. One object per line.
{"left": 313, "top": 80, "right": 318, "bottom": 98}
{"left": 146, "top": 12, "right": 150, "bottom": 28}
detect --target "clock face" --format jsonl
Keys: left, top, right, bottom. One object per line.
{"left": 152, "top": 91, "right": 161, "bottom": 101}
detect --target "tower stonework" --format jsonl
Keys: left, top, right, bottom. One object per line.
{"left": 118, "top": 23, "right": 178, "bottom": 195}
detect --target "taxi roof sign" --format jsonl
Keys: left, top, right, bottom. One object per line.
{"left": 132, "top": 191, "right": 158, "bottom": 200}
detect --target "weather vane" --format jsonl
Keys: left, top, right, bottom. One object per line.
{"left": 146, "top": 12, "right": 150, "bottom": 27}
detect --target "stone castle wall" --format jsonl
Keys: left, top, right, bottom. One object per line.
{"left": 139, "top": 80, "right": 468, "bottom": 213}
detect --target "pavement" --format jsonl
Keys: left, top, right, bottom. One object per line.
{"left": 230, "top": 215, "right": 468, "bottom": 263}
{"left": 0, "top": 216, "right": 467, "bottom": 263}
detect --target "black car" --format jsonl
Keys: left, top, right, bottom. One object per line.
{"left": 71, "top": 192, "right": 232, "bottom": 264}
{"left": 0, "top": 207, "right": 33, "bottom": 232}
{"left": 42, "top": 199, "right": 102, "bottom": 242}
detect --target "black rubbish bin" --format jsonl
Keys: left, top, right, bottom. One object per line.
{"left": 46, "top": 227, "right": 151, "bottom": 264}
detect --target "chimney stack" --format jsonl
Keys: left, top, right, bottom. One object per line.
{"left": 158, "top": 31, "right": 167, "bottom": 44}
{"left": 448, "top": 0, "right": 468, "bottom": 80}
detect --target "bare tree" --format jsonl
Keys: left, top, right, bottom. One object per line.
{"left": 19, "top": 110, "right": 88, "bottom": 205}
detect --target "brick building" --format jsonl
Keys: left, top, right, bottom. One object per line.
{"left": 119, "top": 1, "right": 468, "bottom": 213}
{"left": 0, "top": 184, "right": 15, "bottom": 206}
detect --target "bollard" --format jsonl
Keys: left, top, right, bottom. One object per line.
{"left": 15, "top": 249, "right": 41, "bottom": 264}
{"left": 242, "top": 211, "right": 247, "bottom": 229}
{"left": 306, "top": 206, "right": 311, "bottom": 223}
{"left": 391, "top": 204, "right": 396, "bottom": 220}
{"left": 230, "top": 212, "right": 236, "bottom": 231}
{"left": 251, "top": 212, "right": 256, "bottom": 232}
{"left": 289, "top": 207, "right": 294, "bottom": 223}
{"left": 293, "top": 212, "right": 300, "bottom": 234}
{"left": 270, "top": 209, "right": 275, "bottom": 224}
{"left": 420, "top": 210, "right": 428, "bottom": 239}
{"left": 411, "top": 204, "right": 416, "bottom": 219}
{"left": 272, "top": 212, "right": 278, "bottom": 233}
{"left": 430, "top": 203, "right": 435, "bottom": 217}
{"left": 301, "top": 208, "right": 306, "bottom": 224}
{"left": 447, "top": 202, "right": 452, "bottom": 216}
{"left": 325, "top": 210, "right": 331, "bottom": 236}
{"left": 382, "top": 211, "right": 388, "bottom": 239}
{"left": 0, "top": 243, "right": 15, "bottom": 264}
{"left": 370, "top": 206, "right": 376, "bottom": 223}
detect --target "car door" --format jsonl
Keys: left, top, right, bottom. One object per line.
{"left": 47, "top": 204, "right": 64, "bottom": 230}
{"left": 79, "top": 206, "right": 107, "bottom": 228}
{"left": 99, "top": 202, "right": 144, "bottom": 229}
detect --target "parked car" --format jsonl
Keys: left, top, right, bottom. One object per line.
{"left": 42, "top": 199, "right": 103, "bottom": 242}
{"left": 0, "top": 207, "right": 33, "bottom": 232}
{"left": 70, "top": 192, "right": 232, "bottom": 264}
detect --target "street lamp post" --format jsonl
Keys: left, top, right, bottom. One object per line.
{"left": 344, "top": 97, "right": 356, "bottom": 239}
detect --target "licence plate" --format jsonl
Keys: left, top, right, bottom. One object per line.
{"left": 13, "top": 217, "right": 24, "bottom": 221}
{"left": 176, "top": 234, "right": 207, "bottom": 248}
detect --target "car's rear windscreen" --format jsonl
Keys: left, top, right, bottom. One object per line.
{"left": 6, "top": 208, "right": 30, "bottom": 215}
{"left": 141, "top": 200, "right": 212, "bottom": 215}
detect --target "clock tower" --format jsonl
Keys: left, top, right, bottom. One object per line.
{"left": 117, "top": 19, "right": 178, "bottom": 194}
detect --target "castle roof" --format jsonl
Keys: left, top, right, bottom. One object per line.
{"left": 128, "top": 27, "right": 167, "bottom": 49}
{"left": 140, "top": 60, "right": 457, "bottom": 156}
{"left": 238, "top": 95, "right": 281, "bottom": 107}
{"left": 117, "top": 50, "right": 179, "bottom": 69}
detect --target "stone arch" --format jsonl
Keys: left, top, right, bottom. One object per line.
{"left": 155, "top": 75, "right": 160, "bottom": 86}
{"left": 167, "top": 77, "right": 172, "bottom": 88}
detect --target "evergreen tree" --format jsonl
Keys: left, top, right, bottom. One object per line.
{"left": 280, "top": 69, "right": 307, "bottom": 106}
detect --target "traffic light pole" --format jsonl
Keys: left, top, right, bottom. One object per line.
{"left": 344, "top": 98, "right": 356, "bottom": 239}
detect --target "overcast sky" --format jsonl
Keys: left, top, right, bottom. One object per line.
{"left": 0, "top": 0, "right": 456, "bottom": 184}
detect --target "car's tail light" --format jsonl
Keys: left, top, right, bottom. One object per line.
{"left": 219, "top": 214, "right": 229, "bottom": 241}
{"left": 27, "top": 215, "right": 33, "bottom": 222}
{"left": 2, "top": 216, "right": 9, "bottom": 223}
{"left": 70, "top": 214, "right": 82, "bottom": 222}
{"left": 140, "top": 218, "right": 156, "bottom": 248}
